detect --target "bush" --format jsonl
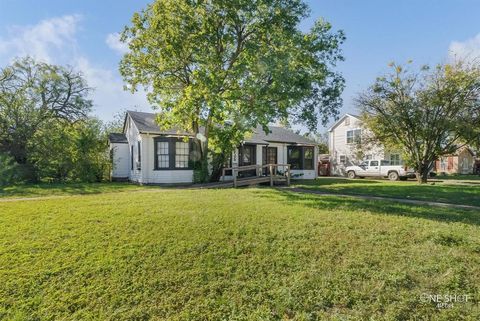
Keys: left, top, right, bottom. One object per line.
{"left": 28, "top": 118, "right": 110, "bottom": 183}
{"left": 0, "top": 153, "right": 18, "bottom": 186}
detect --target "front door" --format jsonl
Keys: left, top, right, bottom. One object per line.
{"left": 262, "top": 146, "right": 278, "bottom": 175}
{"left": 239, "top": 144, "right": 257, "bottom": 177}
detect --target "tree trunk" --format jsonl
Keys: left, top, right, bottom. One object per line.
{"left": 416, "top": 161, "right": 430, "bottom": 184}
{"left": 209, "top": 152, "right": 227, "bottom": 182}
{"left": 197, "top": 117, "right": 211, "bottom": 183}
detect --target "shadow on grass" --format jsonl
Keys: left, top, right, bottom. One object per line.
{"left": 0, "top": 182, "right": 143, "bottom": 198}
{"left": 256, "top": 188, "right": 480, "bottom": 227}
{"left": 293, "top": 179, "right": 480, "bottom": 207}
{"left": 295, "top": 177, "right": 382, "bottom": 186}
{"left": 435, "top": 174, "right": 480, "bottom": 181}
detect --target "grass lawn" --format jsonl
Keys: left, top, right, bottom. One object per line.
{"left": 1, "top": 186, "right": 479, "bottom": 320}
{"left": 293, "top": 177, "right": 480, "bottom": 207}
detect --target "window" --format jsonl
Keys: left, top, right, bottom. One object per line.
{"left": 287, "top": 146, "right": 315, "bottom": 170}
{"left": 242, "top": 146, "right": 254, "bottom": 165}
{"left": 156, "top": 141, "right": 170, "bottom": 169}
{"left": 440, "top": 157, "right": 447, "bottom": 171}
{"left": 154, "top": 137, "right": 192, "bottom": 170}
{"left": 339, "top": 155, "right": 346, "bottom": 164}
{"left": 370, "top": 160, "right": 379, "bottom": 166}
{"left": 304, "top": 147, "right": 314, "bottom": 170}
{"left": 287, "top": 147, "right": 302, "bottom": 169}
{"left": 381, "top": 160, "right": 390, "bottom": 166}
{"left": 390, "top": 154, "right": 401, "bottom": 165}
{"left": 137, "top": 141, "right": 141, "bottom": 170}
{"left": 175, "top": 141, "right": 189, "bottom": 168}
{"left": 346, "top": 129, "right": 362, "bottom": 144}
{"left": 131, "top": 145, "right": 134, "bottom": 170}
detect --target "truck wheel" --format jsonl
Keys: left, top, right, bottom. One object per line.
{"left": 347, "top": 171, "right": 356, "bottom": 179}
{"left": 388, "top": 171, "right": 399, "bottom": 181}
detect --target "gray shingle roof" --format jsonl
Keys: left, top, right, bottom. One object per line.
{"left": 108, "top": 133, "right": 128, "bottom": 143}
{"left": 126, "top": 111, "right": 196, "bottom": 136}
{"left": 125, "top": 111, "right": 316, "bottom": 145}
{"left": 245, "top": 126, "right": 316, "bottom": 145}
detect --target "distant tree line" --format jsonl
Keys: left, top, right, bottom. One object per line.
{"left": 0, "top": 57, "right": 116, "bottom": 186}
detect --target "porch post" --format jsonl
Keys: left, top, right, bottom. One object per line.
{"left": 233, "top": 168, "right": 237, "bottom": 188}
{"left": 269, "top": 165, "right": 273, "bottom": 186}
{"left": 286, "top": 165, "right": 290, "bottom": 186}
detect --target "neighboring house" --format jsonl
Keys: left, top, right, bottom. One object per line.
{"left": 328, "top": 113, "right": 402, "bottom": 176}
{"left": 109, "top": 111, "right": 318, "bottom": 184}
{"left": 434, "top": 147, "right": 476, "bottom": 175}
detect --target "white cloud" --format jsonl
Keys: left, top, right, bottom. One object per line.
{"left": 448, "top": 33, "right": 480, "bottom": 62}
{"left": 106, "top": 32, "right": 129, "bottom": 55}
{"left": 75, "top": 57, "right": 149, "bottom": 119}
{"left": 0, "top": 15, "right": 149, "bottom": 121}
{"left": 0, "top": 14, "right": 81, "bottom": 63}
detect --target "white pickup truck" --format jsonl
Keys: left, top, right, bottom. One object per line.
{"left": 345, "top": 160, "right": 415, "bottom": 181}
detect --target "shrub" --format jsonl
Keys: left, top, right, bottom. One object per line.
{"left": 0, "top": 153, "right": 18, "bottom": 186}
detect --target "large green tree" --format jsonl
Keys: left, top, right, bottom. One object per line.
{"left": 0, "top": 57, "right": 92, "bottom": 179}
{"left": 29, "top": 117, "right": 110, "bottom": 183}
{"left": 120, "top": 0, "right": 345, "bottom": 181}
{"left": 357, "top": 61, "right": 480, "bottom": 183}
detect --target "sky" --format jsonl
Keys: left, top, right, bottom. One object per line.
{"left": 1, "top": 0, "right": 479, "bottom": 131}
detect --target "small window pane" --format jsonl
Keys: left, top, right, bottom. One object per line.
{"left": 304, "top": 147, "right": 314, "bottom": 170}
{"left": 156, "top": 141, "right": 169, "bottom": 168}
{"left": 288, "top": 147, "right": 302, "bottom": 169}
{"left": 346, "top": 131, "right": 354, "bottom": 144}
{"left": 370, "top": 161, "right": 379, "bottom": 166}
{"left": 390, "top": 154, "right": 401, "bottom": 165}
{"left": 175, "top": 141, "right": 189, "bottom": 168}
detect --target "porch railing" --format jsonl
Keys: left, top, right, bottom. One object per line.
{"left": 221, "top": 163, "right": 291, "bottom": 187}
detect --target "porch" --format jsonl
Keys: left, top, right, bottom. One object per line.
{"left": 221, "top": 164, "right": 291, "bottom": 188}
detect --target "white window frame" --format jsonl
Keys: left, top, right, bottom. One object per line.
{"left": 175, "top": 141, "right": 190, "bottom": 169}
{"left": 390, "top": 154, "right": 401, "bottom": 166}
{"left": 346, "top": 128, "right": 362, "bottom": 144}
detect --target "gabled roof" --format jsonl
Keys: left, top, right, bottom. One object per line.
{"left": 108, "top": 133, "right": 128, "bottom": 144}
{"left": 327, "top": 113, "right": 361, "bottom": 132}
{"left": 124, "top": 111, "right": 316, "bottom": 145}
{"left": 125, "top": 110, "right": 198, "bottom": 136}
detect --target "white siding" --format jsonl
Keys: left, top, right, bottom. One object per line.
{"left": 140, "top": 134, "right": 193, "bottom": 184}
{"left": 110, "top": 143, "right": 129, "bottom": 178}
{"left": 329, "top": 115, "right": 384, "bottom": 176}
{"left": 124, "top": 116, "right": 143, "bottom": 183}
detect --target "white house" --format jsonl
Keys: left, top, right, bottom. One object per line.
{"left": 328, "top": 113, "right": 403, "bottom": 175}
{"left": 109, "top": 111, "right": 318, "bottom": 184}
